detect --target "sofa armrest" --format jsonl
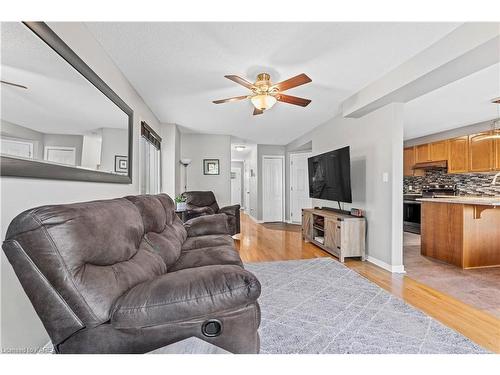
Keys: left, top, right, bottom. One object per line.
{"left": 218, "top": 204, "right": 240, "bottom": 216}
{"left": 185, "top": 206, "right": 215, "bottom": 221}
{"left": 184, "top": 214, "right": 230, "bottom": 237}
{"left": 111, "top": 265, "right": 261, "bottom": 329}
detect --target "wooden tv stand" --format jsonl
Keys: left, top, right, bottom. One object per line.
{"left": 302, "top": 208, "right": 366, "bottom": 262}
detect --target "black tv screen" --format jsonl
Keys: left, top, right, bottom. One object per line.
{"left": 308, "top": 146, "right": 352, "bottom": 203}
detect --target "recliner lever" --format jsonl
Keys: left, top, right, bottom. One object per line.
{"left": 201, "top": 319, "right": 223, "bottom": 337}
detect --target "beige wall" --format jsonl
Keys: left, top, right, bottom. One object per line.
{"left": 286, "top": 103, "right": 405, "bottom": 271}
{"left": 180, "top": 133, "right": 231, "bottom": 207}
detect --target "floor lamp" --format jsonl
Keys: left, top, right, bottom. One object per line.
{"left": 180, "top": 158, "right": 191, "bottom": 192}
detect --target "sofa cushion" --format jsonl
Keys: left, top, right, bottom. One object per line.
{"left": 126, "top": 194, "right": 187, "bottom": 267}
{"left": 111, "top": 265, "right": 260, "bottom": 329}
{"left": 182, "top": 234, "right": 234, "bottom": 251}
{"left": 169, "top": 245, "right": 243, "bottom": 272}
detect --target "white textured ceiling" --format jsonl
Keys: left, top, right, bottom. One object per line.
{"left": 85, "top": 22, "right": 460, "bottom": 144}
{"left": 404, "top": 63, "right": 500, "bottom": 140}
{"left": 1, "top": 22, "right": 127, "bottom": 135}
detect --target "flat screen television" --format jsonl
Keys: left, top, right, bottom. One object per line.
{"left": 308, "top": 146, "right": 352, "bottom": 203}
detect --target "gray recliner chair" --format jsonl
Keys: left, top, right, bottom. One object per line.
{"left": 183, "top": 191, "right": 240, "bottom": 235}
{"left": 2, "top": 194, "right": 260, "bottom": 354}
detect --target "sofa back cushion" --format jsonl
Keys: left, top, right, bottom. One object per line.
{"left": 4, "top": 198, "right": 167, "bottom": 329}
{"left": 125, "top": 194, "right": 187, "bottom": 267}
{"left": 183, "top": 191, "right": 219, "bottom": 213}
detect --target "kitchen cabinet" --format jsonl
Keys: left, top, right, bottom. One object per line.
{"left": 469, "top": 132, "right": 494, "bottom": 172}
{"left": 405, "top": 130, "right": 500, "bottom": 175}
{"left": 415, "top": 144, "right": 431, "bottom": 163}
{"left": 404, "top": 147, "right": 415, "bottom": 176}
{"left": 421, "top": 200, "right": 500, "bottom": 269}
{"left": 448, "top": 136, "right": 469, "bottom": 174}
{"left": 430, "top": 140, "right": 448, "bottom": 161}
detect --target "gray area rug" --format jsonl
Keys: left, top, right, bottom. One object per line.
{"left": 245, "top": 258, "right": 489, "bottom": 354}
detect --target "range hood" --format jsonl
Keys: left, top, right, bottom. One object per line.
{"left": 412, "top": 160, "right": 448, "bottom": 170}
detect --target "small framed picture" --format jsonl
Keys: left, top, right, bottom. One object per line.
{"left": 203, "top": 159, "right": 219, "bottom": 175}
{"left": 114, "top": 155, "right": 128, "bottom": 174}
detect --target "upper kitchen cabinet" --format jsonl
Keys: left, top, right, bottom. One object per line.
{"left": 469, "top": 132, "right": 494, "bottom": 172}
{"left": 430, "top": 140, "right": 448, "bottom": 161}
{"left": 404, "top": 147, "right": 415, "bottom": 176}
{"left": 448, "top": 136, "right": 469, "bottom": 174}
{"left": 415, "top": 144, "right": 431, "bottom": 163}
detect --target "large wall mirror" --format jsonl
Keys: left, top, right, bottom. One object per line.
{"left": 1, "top": 22, "right": 133, "bottom": 183}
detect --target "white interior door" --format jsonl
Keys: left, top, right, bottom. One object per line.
{"left": 44, "top": 146, "right": 76, "bottom": 165}
{"left": 262, "top": 156, "right": 284, "bottom": 222}
{"left": 290, "top": 152, "right": 312, "bottom": 223}
{"left": 231, "top": 167, "right": 242, "bottom": 205}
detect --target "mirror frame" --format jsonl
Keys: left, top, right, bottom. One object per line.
{"left": 1, "top": 22, "right": 133, "bottom": 184}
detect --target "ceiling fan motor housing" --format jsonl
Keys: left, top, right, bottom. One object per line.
{"left": 255, "top": 73, "right": 272, "bottom": 94}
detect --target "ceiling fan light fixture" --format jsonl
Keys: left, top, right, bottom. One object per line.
{"left": 251, "top": 94, "right": 277, "bottom": 111}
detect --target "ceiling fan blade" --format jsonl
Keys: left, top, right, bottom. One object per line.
{"left": 276, "top": 94, "right": 311, "bottom": 107}
{"left": 272, "top": 73, "right": 311, "bottom": 92}
{"left": 1, "top": 80, "right": 28, "bottom": 89}
{"left": 212, "top": 95, "right": 249, "bottom": 104}
{"left": 224, "top": 75, "right": 255, "bottom": 90}
{"left": 253, "top": 108, "right": 264, "bottom": 116}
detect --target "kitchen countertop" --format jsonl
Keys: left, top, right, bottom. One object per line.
{"left": 417, "top": 196, "right": 500, "bottom": 206}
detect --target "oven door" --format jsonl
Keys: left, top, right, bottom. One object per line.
{"left": 403, "top": 201, "right": 421, "bottom": 234}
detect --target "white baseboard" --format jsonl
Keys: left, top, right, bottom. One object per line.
{"left": 366, "top": 256, "right": 406, "bottom": 274}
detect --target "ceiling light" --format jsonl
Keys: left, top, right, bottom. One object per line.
{"left": 250, "top": 94, "right": 277, "bottom": 111}
{"left": 234, "top": 145, "right": 247, "bottom": 151}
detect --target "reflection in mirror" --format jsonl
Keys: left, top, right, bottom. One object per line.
{"left": 1, "top": 22, "right": 130, "bottom": 177}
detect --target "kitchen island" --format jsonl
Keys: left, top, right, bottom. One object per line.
{"left": 418, "top": 197, "right": 500, "bottom": 269}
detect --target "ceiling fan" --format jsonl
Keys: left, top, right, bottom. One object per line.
{"left": 213, "top": 73, "right": 312, "bottom": 115}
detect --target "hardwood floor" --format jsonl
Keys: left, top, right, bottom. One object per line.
{"left": 235, "top": 212, "right": 500, "bottom": 353}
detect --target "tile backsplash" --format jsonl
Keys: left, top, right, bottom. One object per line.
{"left": 404, "top": 169, "right": 500, "bottom": 196}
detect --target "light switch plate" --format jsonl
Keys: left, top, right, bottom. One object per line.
{"left": 383, "top": 172, "right": 389, "bottom": 183}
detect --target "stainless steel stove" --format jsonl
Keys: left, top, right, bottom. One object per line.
{"left": 422, "top": 184, "right": 457, "bottom": 198}
{"left": 403, "top": 184, "right": 456, "bottom": 234}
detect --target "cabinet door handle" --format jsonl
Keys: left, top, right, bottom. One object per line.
{"left": 337, "top": 246, "right": 340, "bottom": 250}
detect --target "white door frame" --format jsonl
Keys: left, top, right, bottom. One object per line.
{"left": 289, "top": 151, "right": 312, "bottom": 223}
{"left": 261, "top": 154, "right": 285, "bottom": 222}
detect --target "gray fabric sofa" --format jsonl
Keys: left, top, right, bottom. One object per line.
{"left": 2, "top": 194, "right": 260, "bottom": 354}
{"left": 182, "top": 191, "right": 240, "bottom": 235}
